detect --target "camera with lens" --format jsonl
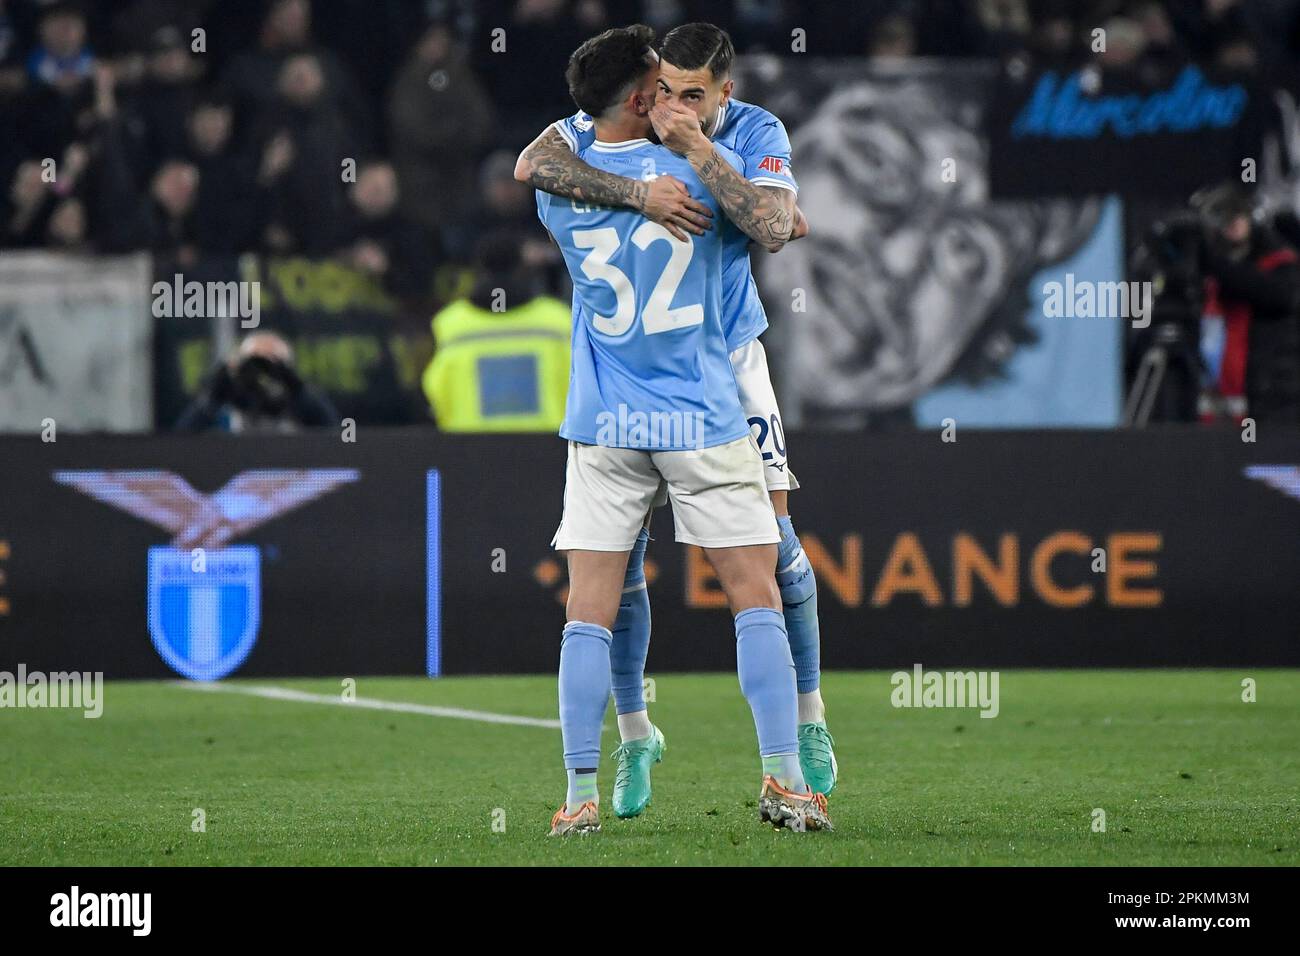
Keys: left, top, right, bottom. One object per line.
{"left": 228, "top": 353, "right": 302, "bottom": 417}
{"left": 1123, "top": 208, "right": 1211, "bottom": 424}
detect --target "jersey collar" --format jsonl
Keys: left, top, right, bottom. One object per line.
{"left": 590, "top": 138, "right": 651, "bottom": 152}
{"left": 712, "top": 102, "right": 730, "bottom": 140}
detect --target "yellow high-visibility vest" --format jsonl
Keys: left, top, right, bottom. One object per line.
{"left": 423, "top": 296, "right": 571, "bottom": 432}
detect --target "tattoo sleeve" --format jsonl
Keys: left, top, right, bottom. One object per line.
{"left": 690, "top": 145, "right": 795, "bottom": 251}
{"left": 517, "top": 127, "right": 648, "bottom": 211}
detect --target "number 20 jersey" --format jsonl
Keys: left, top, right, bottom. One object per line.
{"left": 536, "top": 137, "right": 749, "bottom": 450}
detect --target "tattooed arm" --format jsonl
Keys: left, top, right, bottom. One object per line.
{"left": 649, "top": 99, "right": 795, "bottom": 253}
{"left": 691, "top": 149, "right": 796, "bottom": 253}
{"left": 514, "top": 126, "right": 713, "bottom": 241}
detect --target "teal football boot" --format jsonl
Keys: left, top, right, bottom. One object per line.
{"left": 798, "top": 721, "right": 838, "bottom": 796}
{"left": 610, "top": 725, "right": 665, "bottom": 818}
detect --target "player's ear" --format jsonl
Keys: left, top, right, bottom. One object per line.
{"left": 719, "top": 78, "right": 734, "bottom": 106}
{"left": 631, "top": 88, "right": 652, "bottom": 116}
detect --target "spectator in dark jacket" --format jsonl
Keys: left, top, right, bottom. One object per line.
{"left": 185, "top": 92, "right": 262, "bottom": 254}
{"left": 250, "top": 52, "right": 352, "bottom": 255}
{"left": 468, "top": 149, "right": 561, "bottom": 289}
{"left": 82, "top": 50, "right": 199, "bottom": 262}
{"left": 95, "top": 116, "right": 201, "bottom": 265}
{"left": 386, "top": 20, "right": 494, "bottom": 252}
{"left": 1196, "top": 184, "right": 1300, "bottom": 424}
{"left": 118, "top": 23, "right": 205, "bottom": 178}
{"left": 338, "top": 159, "right": 438, "bottom": 303}
{"left": 219, "top": 0, "right": 372, "bottom": 149}
{"left": 14, "top": 3, "right": 95, "bottom": 161}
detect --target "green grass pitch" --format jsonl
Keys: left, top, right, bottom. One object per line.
{"left": 2, "top": 670, "right": 1298, "bottom": 866}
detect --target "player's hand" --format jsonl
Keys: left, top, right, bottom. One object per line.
{"left": 792, "top": 205, "right": 810, "bottom": 241}
{"left": 650, "top": 99, "right": 710, "bottom": 158}
{"left": 641, "top": 175, "right": 713, "bottom": 241}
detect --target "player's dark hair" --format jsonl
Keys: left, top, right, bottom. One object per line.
{"left": 659, "top": 22, "right": 734, "bottom": 80}
{"left": 564, "top": 24, "right": 658, "bottom": 117}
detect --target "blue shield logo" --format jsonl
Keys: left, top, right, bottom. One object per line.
{"left": 147, "top": 546, "right": 261, "bottom": 681}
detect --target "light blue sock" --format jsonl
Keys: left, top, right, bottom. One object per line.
{"left": 776, "top": 515, "right": 821, "bottom": 695}
{"left": 610, "top": 528, "right": 651, "bottom": 715}
{"left": 734, "top": 606, "right": 804, "bottom": 790}
{"left": 558, "top": 621, "right": 612, "bottom": 779}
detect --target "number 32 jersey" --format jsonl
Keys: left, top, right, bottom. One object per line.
{"left": 537, "top": 137, "right": 749, "bottom": 450}
{"left": 554, "top": 100, "right": 799, "bottom": 353}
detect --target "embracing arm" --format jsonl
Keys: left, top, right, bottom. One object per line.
{"left": 514, "top": 126, "right": 713, "bottom": 241}
{"left": 687, "top": 144, "right": 796, "bottom": 253}
{"left": 648, "top": 100, "right": 796, "bottom": 253}
{"left": 514, "top": 126, "right": 649, "bottom": 210}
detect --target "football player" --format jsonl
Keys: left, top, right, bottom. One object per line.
{"left": 517, "top": 23, "right": 836, "bottom": 820}
{"left": 536, "top": 25, "right": 830, "bottom": 835}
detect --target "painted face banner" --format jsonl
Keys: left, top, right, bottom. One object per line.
{"left": 734, "top": 59, "right": 1115, "bottom": 429}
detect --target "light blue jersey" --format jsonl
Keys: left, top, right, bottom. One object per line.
{"left": 554, "top": 99, "right": 798, "bottom": 352}
{"left": 537, "top": 137, "right": 749, "bottom": 450}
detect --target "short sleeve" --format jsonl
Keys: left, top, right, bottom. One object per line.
{"left": 553, "top": 110, "right": 597, "bottom": 154}
{"left": 738, "top": 117, "right": 798, "bottom": 194}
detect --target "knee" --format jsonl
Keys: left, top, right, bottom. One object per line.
{"left": 729, "top": 578, "right": 781, "bottom": 616}
{"left": 566, "top": 598, "right": 617, "bottom": 633}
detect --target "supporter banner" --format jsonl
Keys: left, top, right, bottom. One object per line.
{"left": 152, "top": 255, "right": 433, "bottom": 428}
{"left": 988, "top": 63, "right": 1274, "bottom": 198}
{"left": 0, "top": 429, "right": 1296, "bottom": 680}
{"left": 733, "top": 58, "right": 1119, "bottom": 429}
{"left": 0, "top": 251, "right": 153, "bottom": 434}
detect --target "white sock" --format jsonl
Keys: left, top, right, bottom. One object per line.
{"left": 762, "top": 752, "right": 808, "bottom": 793}
{"left": 797, "top": 690, "right": 825, "bottom": 725}
{"left": 617, "top": 709, "right": 653, "bottom": 742}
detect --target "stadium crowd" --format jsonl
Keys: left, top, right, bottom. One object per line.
{"left": 2, "top": 0, "right": 1299, "bottom": 428}
{"left": 4, "top": 0, "right": 1300, "bottom": 272}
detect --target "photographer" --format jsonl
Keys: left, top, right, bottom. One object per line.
{"left": 1195, "top": 184, "right": 1300, "bottom": 424}
{"left": 1127, "top": 208, "right": 1208, "bottom": 423}
{"left": 176, "top": 332, "right": 338, "bottom": 433}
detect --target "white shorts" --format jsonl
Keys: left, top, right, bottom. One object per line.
{"left": 551, "top": 434, "right": 780, "bottom": 551}
{"left": 730, "top": 340, "right": 798, "bottom": 492}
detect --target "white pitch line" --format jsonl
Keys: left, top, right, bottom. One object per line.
{"left": 174, "top": 681, "right": 560, "bottom": 729}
